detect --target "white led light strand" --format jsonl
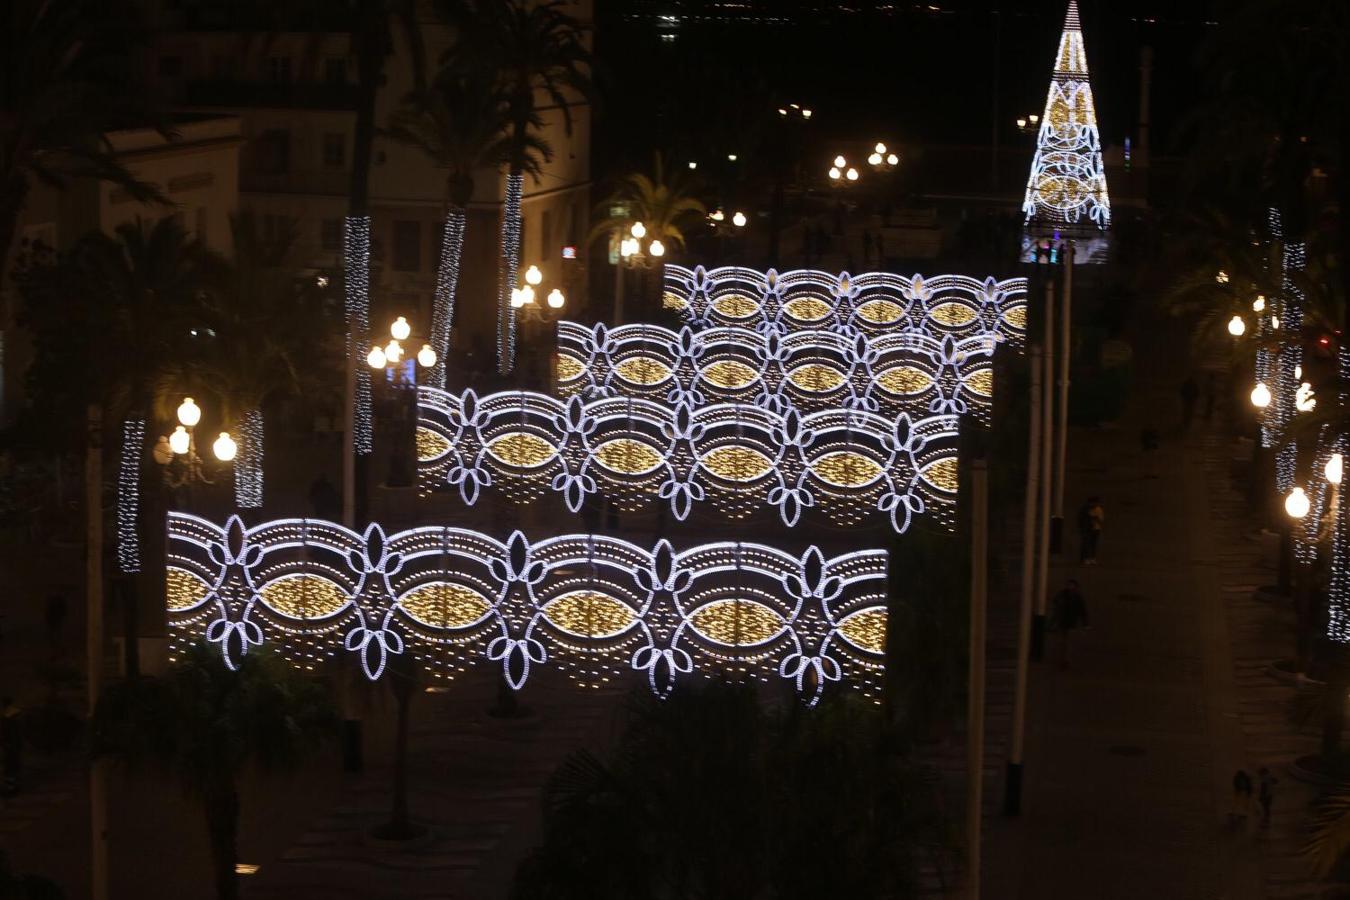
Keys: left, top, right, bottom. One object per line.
{"left": 166, "top": 513, "right": 889, "bottom": 705}
{"left": 1328, "top": 347, "right": 1350, "bottom": 643}
{"left": 1021, "top": 0, "right": 1110, "bottom": 228}
{"left": 416, "top": 387, "right": 960, "bottom": 533}
{"left": 555, "top": 321, "right": 997, "bottom": 424}
{"left": 497, "top": 174, "right": 524, "bottom": 376}
{"left": 428, "top": 209, "right": 465, "bottom": 390}
{"left": 663, "top": 264, "right": 1027, "bottom": 346}
{"left": 117, "top": 418, "right": 145, "bottom": 574}
{"left": 344, "top": 216, "right": 373, "bottom": 454}
{"left": 234, "top": 408, "right": 264, "bottom": 509}
{"left": 1274, "top": 239, "right": 1305, "bottom": 493}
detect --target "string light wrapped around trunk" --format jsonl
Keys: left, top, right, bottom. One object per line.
{"left": 117, "top": 418, "right": 146, "bottom": 574}
{"left": 344, "top": 216, "right": 373, "bottom": 455}
{"left": 234, "top": 408, "right": 264, "bottom": 509}
{"left": 1327, "top": 348, "right": 1350, "bottom": 643}
{"left": 498, "top": 173, "right": 524, "bottom": 375}
{"left": 429, "top": 209, "right": 466, "bottom": 389}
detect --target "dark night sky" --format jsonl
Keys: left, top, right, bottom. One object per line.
{"left": 595, "top": 1, "right": 1219, "bottom": 161}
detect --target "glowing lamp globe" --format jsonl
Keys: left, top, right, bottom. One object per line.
{"left": 688, "top": 161, "right": 697, "bottom": 170}
{"left": 828, "top": 166, "right": 842, "bottom": 180}
{"left": 384, "top": 339, "right": 403, "bottom": 362}
{"left": 367, "top": 346, "right": 387, "bottom": 369}
{"left": 546, "top": 288, "right": 565, "bottom": 309}
{"left": 212, "top": 432, "right": 237, "bottom": 462}
{"left": 177, "top": 397, "right": 201, "bottom": 428}
{"left": 520, "top": 285, "right": 536, "bottom": 306}
{"left": 1029, "top": 114, "right": 1039, "bottom": 124}
{"left": 1216, "top": 270, "right": 1229, "bottom": 284}
{"left": 732, "top": 211, "right": 747, "bottom": 228}
{"left": 1271, "top": 316, "right": 1280, "bottom": 330}
{"left": 710, "top": 210, "right": 725, "bottom": 222}
{"left": 845, "top": 167, "right": 859, "bottom": 181}
{"left": 169, "top": 425, "right": 191, "bottom": 456}
{"left": 1016, "top": 117, "right": 1027, "bottom": 128}
{"left": 1253, "top": 295, "right": 1265, "bottom": 313}
{"left": 1327, "top": 452, "right": 1344, "bottom": 486}
{"left": 1285, "top": 487, "right": 1310, "bottom": 519}
{"left": 1295, "top": 364, "right": 1303, "bottom": 379}
{"left": 524, "top": 264, "right": 543, "bottom": 285}
{"left": 417, "top": 344, "right": 437, "bottom": 368}
{"left": 1296, "top": 382, "right": 1316, "bottom": 412}
{"left": 874, "top": 142, "right": 887, "bottom": 154}
{"left": 648, "top": 239, "right": 666, "bottom": 258}
{"left": 1250, "top": 382, "right": 1271, "bottom": 408}
{"left": 391, "top": 316, "right": 411, "bottom": 341}
{"left": 801, "top": 109, "right": 812, "bottom": 118}
{"left": 886, "top": 153, "right": 899, "bottom": 165}
{"left": 833, "top": 155, "right": 846, "bottom": 168}
{"left": 868, "top": 152, "right": 883, "bottom": 166}
{"left": 727, "top": 154, "right": 738, "bottom": 162}
{"left": 1227, "top": 315, "right": 1245, "bottom": 337}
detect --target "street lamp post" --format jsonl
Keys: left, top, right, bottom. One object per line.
{"left": 613, "top": 221, "right": 669, "bottom": 323}
{"left": 368, "top": 317, "right": 437, "bottom": 489}
{"left": 153, "top": 397, "right": 237, "bottom": 502}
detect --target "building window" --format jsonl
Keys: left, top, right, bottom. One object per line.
{"left": 392, "top": 221, "right": 421, "bottom": 272}
{"left": 322, "top": 133, "right": 346, "bottom": 168}
{"left": 252, "top": 129, "right": 290, "bottom": 175}
{"left": 158, "top": 56, "right": 183, "bottom": 77}
{"left": 324, "top": 58, "right": 347, "bottom": 85}
{"left": 267, "top": 56, "right": 291, "bottom": 85}
{"left": 320, "top": 218, "right": 342, "bottom": 252}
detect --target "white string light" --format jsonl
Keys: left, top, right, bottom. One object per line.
{"left": 234, "top": 408, "right": 264, "bottom": 509}
{"left": 429, "top": 210, "right": 465, "bottom": 389}
{"left": 1021, "top": 1, "right": 1111, "bottom": 228}
{"left": 344, "top": 216, "right": 373, "bottom": 455}
{"left": 498, "top": 173, "right": 524, "bottom": 375}
{"left": 1328, "top": 348, "right": 1350, "bottom": 642}
{"left": 117, "top": 418, "right": 145, "bottom": 574}
{"left": 166, "top": 513, "right": 890, "bottom": 705}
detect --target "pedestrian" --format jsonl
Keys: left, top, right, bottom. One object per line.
{"left": 1258, "top": 767, "right": 1277, "bottom": 828}
{"left": 1078, "top": 496, "right": 1105, "bottom": 564}
{"left": 1180, "top": 374, "right": 1199, "bottom": 431}
{"left": 43, "top": 593, "right": 66, "bottom": 657}
{"left": 1231, "top": 769, "right": 1253, "bottom": 824}
{"left": 1051, "top": 579, "right": 1089, "bottom": 669}
{"left": 0, "top": 697, "right": 21, "bottom": 798}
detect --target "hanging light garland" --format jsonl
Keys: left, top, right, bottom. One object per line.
{"left": 116, "top": 418, "right": 146, "bottom": 574}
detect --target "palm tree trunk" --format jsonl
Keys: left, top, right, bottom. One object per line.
{"left": 204, "top": 776, "right": 240, "bottom": 900}
{"left": 497, "top": 172, "right": 524, "bottom": 376}
{"left": 430, "top": 209, "right": 467, "bottom": 389}
{"left": 233, "top": 408, "right": 264, "bottom": 508}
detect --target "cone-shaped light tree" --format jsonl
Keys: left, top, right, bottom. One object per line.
{"left": 1022, "top": 0, "right": 1110, "bottom": 229}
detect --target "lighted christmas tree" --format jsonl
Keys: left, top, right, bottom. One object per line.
{"left": 1022, "top": 0, "right": 1110, "bottom": 229}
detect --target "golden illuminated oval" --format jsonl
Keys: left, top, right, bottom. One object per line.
{"left": 689, "top": 599, "right": 785, "bottom": 646}
{"left": 875, "top": 366, "right": 934, "bottom": 396}
{"left": 810, "top": 451, "right": 884, "bottom": 488}
{"left": 416, "top": 426, "right": 451, "bottom": 462}
{"left": 702, "top": 445, "right": 774, "bottom": 482}
{"left": 592, "top": 438, "right": 664, "bottom": 476}
{"left": 964, "top": 369, "right": 994, "bottom": 397}
{"left": 259, "top": 574, "right": 349, "bottom": 620}
{"left": 837, "top": 608, "right": 887, "bottom": 653}
{"left": 699, "top": 359, "right": 759, "bottom": 390}
{"left": 486, "top": 432, "right": 557, "bottom": 469}
{"left": 782, "top": 295, "right": 833, "bottom": 322}
{"left": 855, "top": 298, "right": 904, "bottom": 325}
{"left": 662, "top": 291, "right": 689, "bottom": 311}
{"left": 1001, "top": 305, "right": 1027, "bottom": 330}
{"left": 399, "top": 583, "right": 492, "bottom": 629}
{"left": 614, "top": 356, "right": 674, "bottom": 386}
{"left": 711, "top": 293, "right": 761, "bottom": 319}
{"left": 921, "top": 457, "right": 960, "bottom": 492}
{"left": 166, "top": 567, "right": 211, "bottom": 611}
{"left": 786, "top": 363, "right": 847, "bottom": 393}
{"left": 555, "top": 353, "right": 586, "bottom": 382}
{"left": 542, "top": 591, "right": 636, "bottom": 639}
{"left": 928, "top": 301, "right": 978, "bottom": 327}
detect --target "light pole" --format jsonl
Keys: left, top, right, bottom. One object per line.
{"left": 153, "top": 397, "right": 237, "bottom": 498}
{"left": 613, "top": 221, "right": 669, "bottom": 323}
{"left": 512, "top": 270, "right": 568, "bottom": 389}
{"left": 368, "top": 316, "right": 437, "bottom": 489}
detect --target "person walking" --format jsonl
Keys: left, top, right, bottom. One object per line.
{"left": 1180, "top": 374, "right": 1199, "bottom": 431}
{"left": 1258, "top": 767, "right": 1278, "bottom": 828}
{"left": 1051, "top": 579, "right": 1089, "bottom": 669}
{"left": 1078, "top": 496, "right": 1105, "bottom": 564}
{"left": 1230, "top": 769, "right": 1253, "bottom": 824}
{"left": 0, "top": 697, "right": 21, "bottom": 799}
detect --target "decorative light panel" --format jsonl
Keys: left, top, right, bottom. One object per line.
{"left": 556, "top": 321, "right": 996, "bottom": 424}
{"left": 166, "top": 513, "right": 888, "bottom": 704}
{"left": 416, "top": 388, "right": 959, "bottom": 533}
{"left": 1021, "top": 0, "right": 1110, "bottom": 228}
{"left": 662, "top": 264, "right": 1026, "bottom": 346}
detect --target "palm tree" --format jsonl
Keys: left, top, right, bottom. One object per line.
{"left": 440, "top": 0, "right": 593, "bottom": 375}
{"left": 0, "top": 0, "right": 167, "bottom": 279}
{"left": 93, "top": 643, "right": 334, "bottom": 900}
{"left": 385, "top": 72, "right": 545, "bottom": 388}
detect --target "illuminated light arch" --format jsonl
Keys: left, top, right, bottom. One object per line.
{"left": 1021, "top": 0, "right": 1110, "bottom": 228}
{"left": 166, "top": 513, "right": 889, "bottom": 705}
{"left": 555, "top": 321, "right": 997, "bottom": 424}
{"left": 663, "top": 264, "right": 1027, "bottom": 346}
{"left": 416, "top": 388, "right": 959, "bottom": 533}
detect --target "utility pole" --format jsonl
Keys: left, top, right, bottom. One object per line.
{"left": 86, "top": 405, "right": 108, "bottom": 900}
{"left": 1006, "top": 345, "right": 1042, "bottom": 815}
{"left": 1051, "top": 244, "right": 1073, "bottom": 550}
{"left": 966, "top": 459, "right": 989, "bottom": 897}
{"left": 1032, "top": 279, "right": 1055, "bottom": 660}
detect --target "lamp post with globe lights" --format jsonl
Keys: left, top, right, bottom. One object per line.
{"left": 367, "top": 315, "right": 437, "bottom": 487}
{"left": 612, "top": 221, "right": 672, "bottom": 324}
{"left": 154, "top": 397, "right": 238, "bottom": 507}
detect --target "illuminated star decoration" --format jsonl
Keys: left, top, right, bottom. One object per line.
{"left": 416, "top": 388, "right": 960, "bottom": 533}
{"left": 662, "top": 265, "right": 1027, "bottom": 347}
{"left": 1021, "top": 0, "right": 1110, "bottom": 229}
{"left": 166, "top": 513, "right": 889, "bottom": 705}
